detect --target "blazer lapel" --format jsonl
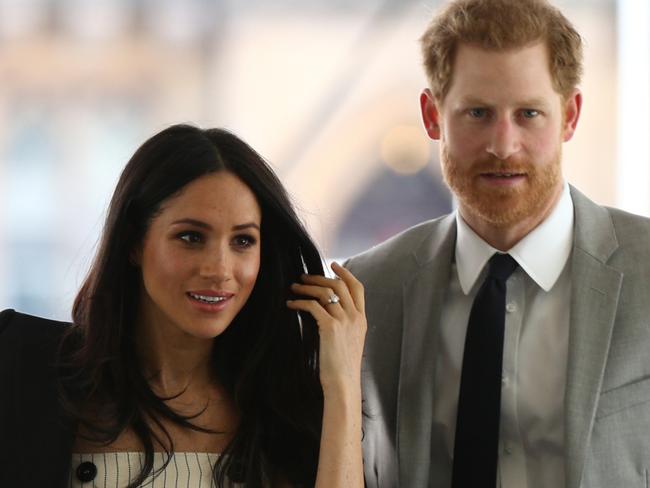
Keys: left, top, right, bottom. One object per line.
{"left": 397, "top": 214, "right": 456, "bottom": 487}
{"left": 565, "top": 187, "right": 623, "bottom": 488}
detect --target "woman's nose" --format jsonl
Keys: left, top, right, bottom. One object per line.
{"left": 199, "top": 249, "right": 232, "bottom": 281}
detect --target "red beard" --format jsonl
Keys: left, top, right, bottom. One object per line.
{"left": 441, "top": 146, "right": 562, "bottom": 227}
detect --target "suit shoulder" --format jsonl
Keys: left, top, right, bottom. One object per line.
{"left": 344, "top": 216, "right": 451, "bottom": 284}
{"left": 606, "top": 207, "right": 650, "bottom": 261}
{"left": 606, "top": 205, "right": 650, "bottom": 232}
{"left": 0, "top": 308, "right": 16, "bottom": 335}
{"left": 0, "top": 308, "right": 71, "bottom": 351}
{"left": 0, "top": 310, "right": 72, "bottom": 412}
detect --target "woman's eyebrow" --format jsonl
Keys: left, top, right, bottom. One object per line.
{"left": 233, "top": 223, "right": 260, "bottom": 231}
{"left": 170, "top": 218, "right": 211, "bottom": 229}
{"left": 169, "top": 219, "right": 260, "bottom": 232}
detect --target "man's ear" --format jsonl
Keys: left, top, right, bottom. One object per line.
{"left": 562, "top": 88, "right": 582, "bottom": 142}
{"left": 420, "top": 88, "right": 442, "bottom": 140}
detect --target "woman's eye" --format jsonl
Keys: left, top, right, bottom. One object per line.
{"left": 232, "top": 234, "right": 257, "bottom": 249}
{"left": 178, "top": 231, "right": 202, "bottom": 244}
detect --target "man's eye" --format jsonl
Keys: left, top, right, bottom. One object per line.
{"left": 468, "top": 108, "right": 488, "bottom": 119}
{"left": 521, "top": 109, "right": 540, "bottom": 119}
{"left": 178, "top": 231, "right": 202, "bottom": 244}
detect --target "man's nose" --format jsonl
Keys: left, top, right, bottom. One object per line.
{"left": 486, "top": 116, "right": 521, "bottom": 160}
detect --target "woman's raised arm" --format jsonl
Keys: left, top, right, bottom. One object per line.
{"left": 287, "top": 261, "right": 366, "bottom": 488}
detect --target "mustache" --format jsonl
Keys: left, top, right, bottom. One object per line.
{"left": 471, "top": 156, "right": 533, "bottom": 174}
{"left": 441, "top": 145, "right": 532, "bottom": 172}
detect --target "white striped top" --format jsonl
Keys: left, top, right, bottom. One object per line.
{"left": 68, "top": 452, "right": 237, "bottom": 487}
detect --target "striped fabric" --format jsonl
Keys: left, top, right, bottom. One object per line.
{"left": 68, "top": 452, "right": 231, "bottom": 487}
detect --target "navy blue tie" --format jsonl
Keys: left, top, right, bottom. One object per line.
{"left": 451, "top": 253, "right": 519, "bottom": 487}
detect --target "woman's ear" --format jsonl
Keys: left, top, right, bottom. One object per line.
{"left": 129, "top": 246, "right": 142, "bottom": 267}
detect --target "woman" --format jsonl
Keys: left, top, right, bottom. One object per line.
{"left": 0, "top": 124, "right": 365, "bottom": 487}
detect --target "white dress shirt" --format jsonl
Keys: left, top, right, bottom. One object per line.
{"left": 432, "top": 183, "right": 574, "bottom": 488}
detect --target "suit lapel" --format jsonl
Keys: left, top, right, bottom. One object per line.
{"left": 397, "top": 214, "right": 456, "bottom": 487}
{"left": 392, "top": 188, "right": 622, "bottom": 486}
{"left": 565, "top": 187, "right": 623, "bottom": 488}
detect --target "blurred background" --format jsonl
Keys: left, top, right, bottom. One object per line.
{"left": 0, "top": 0, "right": 647, "bottom": 320}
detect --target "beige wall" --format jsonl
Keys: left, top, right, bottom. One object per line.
{"left": 0, "top": 1, "right": 633, "bottom": 315}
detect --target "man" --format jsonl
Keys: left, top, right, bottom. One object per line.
{"left": 345, "top": 0, "right": 650, "bottom": 487}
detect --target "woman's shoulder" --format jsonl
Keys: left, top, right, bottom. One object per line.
{"left": 0, "top": 308, "right": 72, "bottom": 353}
{"left": 1, "top": 308, "right": 72, "bottom": 330}
{"left": 0, "top": 309, "right": 73, "bottom": 410}
{"left": 0, "top": 310, "right": 77, "bottom": 486}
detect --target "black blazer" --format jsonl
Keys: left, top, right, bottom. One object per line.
{"left": 0, "top": 309, "right": 75, "bottom": 488}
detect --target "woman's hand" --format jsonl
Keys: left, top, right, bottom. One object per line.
{"left": 286, "top": 261, "right": 367, "bottom": 394}
{"left": 286, "top": 261, "right": 366, "bottom": 487}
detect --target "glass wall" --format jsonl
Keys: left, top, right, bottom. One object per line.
{"left": 0, "top": 0, "right": 645, "bottom": 319}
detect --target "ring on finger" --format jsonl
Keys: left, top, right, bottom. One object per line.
{"left": 325, "top": 293, "right": 340, "bottom": 305}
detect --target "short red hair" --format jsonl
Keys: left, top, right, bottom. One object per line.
{"left": 420, "top": 0, "right": 583, "bottom": 100}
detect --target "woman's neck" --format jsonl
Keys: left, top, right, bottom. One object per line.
{"left": 135, "top": 309, "right": 215, "bottom": 397}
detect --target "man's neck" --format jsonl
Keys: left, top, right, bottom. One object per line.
{"left": 459, "top": 185, "right": 564, "bottom": 251}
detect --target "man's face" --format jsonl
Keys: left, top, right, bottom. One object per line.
{"left": 421, "top": 42, "right": 581, "bottom": 230}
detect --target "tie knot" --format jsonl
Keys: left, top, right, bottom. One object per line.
{"left": 487, "top": 253, "right": 518, "bottom": 281}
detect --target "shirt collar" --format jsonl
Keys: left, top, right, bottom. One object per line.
{"left": 455, "top": 182, "right": 574, "bottom": 294}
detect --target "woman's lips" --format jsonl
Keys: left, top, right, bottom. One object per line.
{"left": 186, "top": 290, "right": 234, "bottom": 313}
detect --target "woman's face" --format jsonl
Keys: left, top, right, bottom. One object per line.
{"left": 136, "top": 171, "right": 262, "bottom": 340}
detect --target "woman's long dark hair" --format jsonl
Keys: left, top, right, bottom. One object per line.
{"left": 59, "top": 124, "right": 325, "bottom": 487}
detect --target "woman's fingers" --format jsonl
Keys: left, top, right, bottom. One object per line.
{"left": 331, "top": 262, "right": 365, "bottom": 314}
{"left": 286, "top": 298, "right": 331, "bottom": 322}
{"left": 298, "top": 275, "right": 352, "bottom": 311}
{"left": 290, "top": 283, "right": 345, "bottom": 318}
{"left": 290, "top": 283, "right": 339, "bottom": 306}
{"left": 287, "top": 262, "right": 367, "bottom": 392}
{"left": 299, "top": 262, "right": 364, "bottom": 313}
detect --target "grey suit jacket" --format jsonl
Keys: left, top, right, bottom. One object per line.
{"left": 346, "top": 186, "right": 650, "bottom": 488}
